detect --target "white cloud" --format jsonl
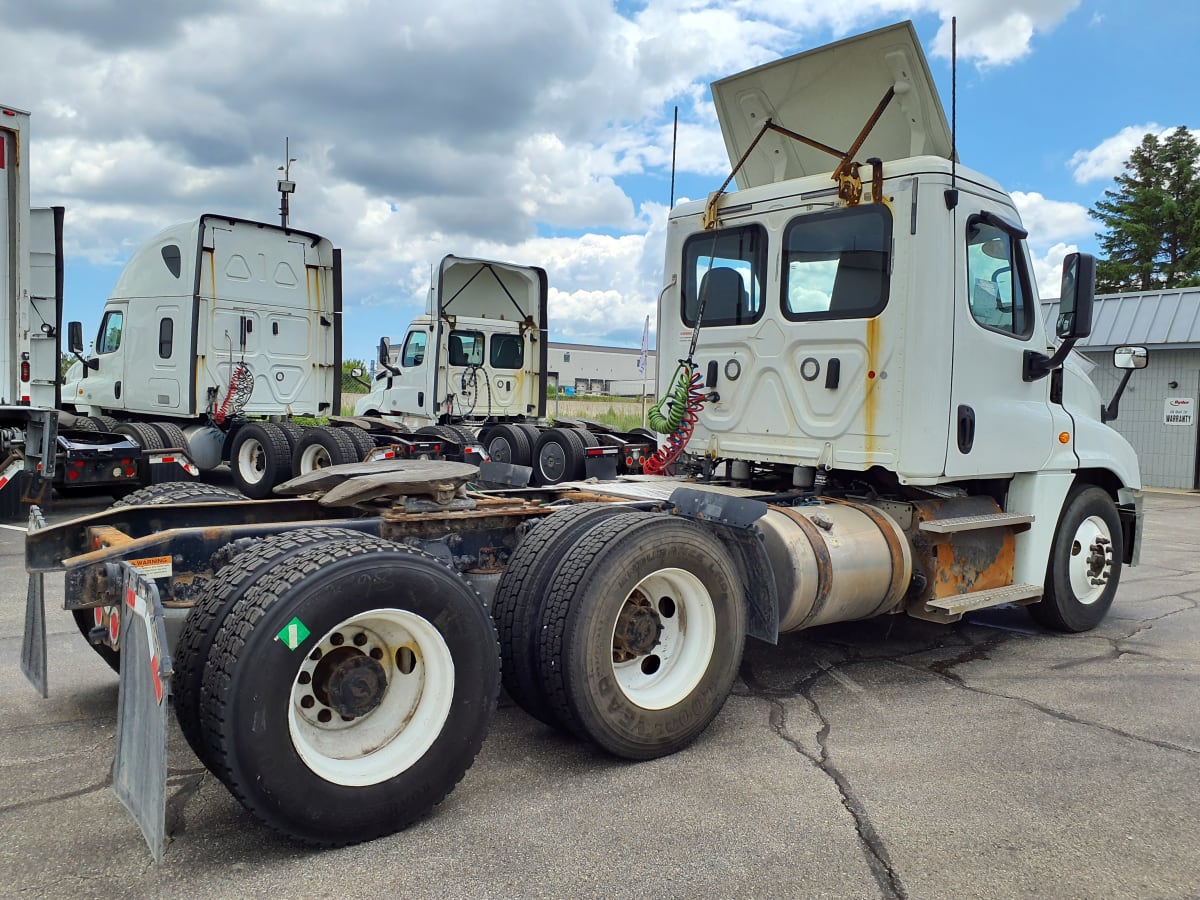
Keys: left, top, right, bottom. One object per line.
{"left": 1029, "top": 241, "right": 1077, "bottom": 299}
{"left": 1010, "top": 191, "right": 1091, "bottom": 244}
{"left": 1069, "top": 124, "right": 1162, "bottom": 184}
{"left": 0, "top": 0, "right": 1094, "bottom": 355}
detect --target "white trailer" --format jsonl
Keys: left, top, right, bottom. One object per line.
{"left": 22, "top": 21, "right": 1147, "bottom": 858}
{"left": 0, "top": 105, "right": 161, "bottom": 518}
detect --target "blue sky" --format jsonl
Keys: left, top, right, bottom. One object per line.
{"left": 2, "top": 0, "right": 1196, "bottom": 364}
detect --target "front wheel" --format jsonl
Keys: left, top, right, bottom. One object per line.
{"left": 200, "top": 541, "right": 499, "bottom": 845}
{"left": 1028, "top": 485, "right": 1124, "bottom": 633}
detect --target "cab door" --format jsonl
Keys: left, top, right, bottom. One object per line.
{"left": 72, "top": 304, "right": 128, "bottom": 411}
{"left": 944, "top": 205, "right": 1055, "bottom": 477}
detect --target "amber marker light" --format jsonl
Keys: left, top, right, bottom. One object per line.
{"left": 1058, "top": 432, "right": 1071, "bottom": 444}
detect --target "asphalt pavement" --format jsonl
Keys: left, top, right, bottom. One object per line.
{"left": 1, "top": 489, "right": 1198, "bottom": 898}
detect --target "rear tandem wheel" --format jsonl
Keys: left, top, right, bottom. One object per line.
{"left": 199, "top": 540, "right": 500, "bottom": 845}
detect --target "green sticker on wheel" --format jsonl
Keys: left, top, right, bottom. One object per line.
{"left": 276, "top": 617, "right": 311, "bottom": 651}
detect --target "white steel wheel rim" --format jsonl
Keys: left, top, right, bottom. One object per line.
{"left": 299, "top": 443, "right": 332, "bottom": 473}
{"left": 1068, "top": 514, "right": 1113, "bottom": 605}
{"left": 288, "top": 607, "right": 455, "bottom": 786}
{"left": 236, "top": 437, "right": 267, "bottom": 485}
{"left": 609, "top": 566, "right": 717, "bottom": 710}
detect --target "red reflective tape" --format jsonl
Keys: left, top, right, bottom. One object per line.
{"left": 126, "top": 586, "right": 137, "bottom": 609}
{"left": 150, "top": 655, "right": 163, "bottom": 704}
{"left": 0, "top": 476, "right": 8, "bottom": 490}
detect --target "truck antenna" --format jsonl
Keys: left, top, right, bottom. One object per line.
{"left": 277, "top": 137, "right": 297, "bottom": 228}
{"left": 670, "top": 105, "right": 678, "bottom": 208}
{"left": 944, "top": 17, "right": 959, "bottom": 210}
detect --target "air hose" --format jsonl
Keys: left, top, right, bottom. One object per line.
{"left": 643, "top": 362, "right": 704, "bottom": 475}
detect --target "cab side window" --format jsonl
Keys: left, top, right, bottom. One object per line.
{"left": 401, "top": 331, "right": 427, "bottom": 367}
{"left": 966, "top": 218, "right": 1033, "bottom": 338}
{"left": 97, "top": 310, "right": 124, "bottom": 354}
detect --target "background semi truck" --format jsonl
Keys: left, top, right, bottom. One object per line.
{"left": 0, "top": 104, "right": 180, "bottom": 519}
{"left": 351, "top": 254, "right": 656, "bottom": 485}
{"left": 60, "top": 213, "right": 347, "bottom": 499}
{"left": 22, "top": 21, "right": 1147, "bottom": 859}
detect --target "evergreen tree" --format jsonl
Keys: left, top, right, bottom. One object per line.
{"left": 1090, "top": 127, "right": 1200, "bottom": 292}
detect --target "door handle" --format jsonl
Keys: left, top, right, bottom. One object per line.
{"left": 957, "top": 405, "right": 975, "bottom": 453}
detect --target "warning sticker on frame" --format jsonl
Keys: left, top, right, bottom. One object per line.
{"left": 1163, "top": 397, "right": 1195, "bottom": 426}
{"left": 129, "top": 555, "right": 173, "bottom": 579}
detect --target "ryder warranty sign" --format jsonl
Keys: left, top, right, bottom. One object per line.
{"left": 1163, "top": 397, "right": 1195, "bottom": 426}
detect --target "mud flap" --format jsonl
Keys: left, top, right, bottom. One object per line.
{"left": 110, "top": 561, "right": 173, "bottom": 862}
{"left": 477, "top": 460, "right": 532, "bottom": 488}
{"left": 20, "top": 505, "right": 48, "bottom": 697}
{"left": 669, "top": 487, "right": 779, "bottom": 644}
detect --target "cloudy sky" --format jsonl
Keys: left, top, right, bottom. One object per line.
{"left": 3, "top": 0, "right": 1197, "bottom": 362}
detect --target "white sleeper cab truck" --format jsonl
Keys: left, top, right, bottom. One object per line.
{"left": 0, "top": 104, "right": 158, "bottom": 519}
{"left": 351, "top": 255, "right": 654, "bottom": 484}
{"left": 62, "top": 214, "right": 344, "bottom": 497}
{"left": 22, "top": 22, "right": 1145, "bottom": 860}
{"left": 355, "top": 254, "right": 549, "bottom": 429}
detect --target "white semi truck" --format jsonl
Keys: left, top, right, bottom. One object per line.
{"left": 22, "top": 22, "right": 1147, "bottom": 859}
{"left": 60, "top": 213, "right": 346, "bottom": 499}
{"left": 350, "top": 254, "right": 656, "bottom": 484}
{"left": 0, "top": 104, "right": 185, "bottom": 520}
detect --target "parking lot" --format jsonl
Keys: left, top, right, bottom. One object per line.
{"left": 1, "top": 489, "right": 1198, "bottom": 898}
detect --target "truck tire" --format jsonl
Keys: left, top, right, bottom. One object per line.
{"left": 492, "top": 502, "right": 631, "bottom": 725}
{"left": 292, "top": 426, "right": 358, "bottom": 476}
{"left": 174, "top": 527, "right": 392, "bottom": 769}
{"left": 200, "top": 541, "right": 500, "bottom": 846}
{"left": 337, "top": 426, "right": 376, "bottom": 460}
{"left": 484, "top": 423, "right": 532, "bottom": 467}
{"left": 68, "top": 416, "right": 99, "bottom": 432}
{"left": 146, "top": 421, "right": 195, "bottom": 483}
{"left": 1028, "top": 485, "right": 1124, "bottom": 633}
{"left": 538, "top": 513, "right": 746, "bottom": 759}
{"left": 73, "top": 482, "right": 244, "bottom": 672}
{"left": 446, "top": 424, "right": 477, "bottom": 446}
{"left": 229, "top": 422, "right": 292, "bottom": 499}
{"left": 87, "top": 415, "right": 122, "bottom": 432}
{"left": 515, "top": 423, "right": 541, "bottom": 450}
{"left": 108, "top": 481, "right": 244, "bottom": 508}
{"left": 532, "top": 427, "right": 587, "bottom": 485}
{"left": 149, "top": 421, "right": 188, "bottom": 450}
{"left": 275, "top": 421, "right": 308, "bottom": 456}
{"left": 114, "top": 422, "right": 165, "bottom": 451}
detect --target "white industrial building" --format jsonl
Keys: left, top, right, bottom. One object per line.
{"left": 546, "top": 342, "right": 657, "bottom": 397}
{"left": 1044, "top": 287, "right": 1200, "bottom": 490}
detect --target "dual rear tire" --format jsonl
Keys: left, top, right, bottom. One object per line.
{"left": 495, "top": 509, "right": 747, "bottom": 759}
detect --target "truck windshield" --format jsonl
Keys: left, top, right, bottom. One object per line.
{"left": 681, "top": 224, "right": 767, "bottom": 327}
{"left": 782, "top": 205, "right": 891, "bottom": 321}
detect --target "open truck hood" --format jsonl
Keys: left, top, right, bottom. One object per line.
{"left": 711, "top": 20, "right": 953, "bottom": 189}
{"left": 436, "top": 255, "right": 548, "bottom": 327}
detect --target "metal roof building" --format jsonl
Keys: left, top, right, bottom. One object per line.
{"left": 1043, "top": 287, "right": 1200, "bottom": 489}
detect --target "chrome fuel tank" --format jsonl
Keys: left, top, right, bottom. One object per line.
{"left": 758, "top": 501, "right": 912, "bottom": 632}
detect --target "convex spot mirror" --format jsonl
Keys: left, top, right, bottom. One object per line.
{"left": 1113, "top": 345, "right": 1149, "bottom": 370}
{"left": 1055, "top": 252, "right": 1096, "bottom": 341}
{"left": 350, "top": 367, "right": 364, "bottom": 378}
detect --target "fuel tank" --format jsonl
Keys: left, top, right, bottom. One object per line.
{"left": 758, "top": 500, "right": 912, "bottom": 632}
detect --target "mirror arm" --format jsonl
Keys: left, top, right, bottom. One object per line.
{"left": 1023, "top": 337, "right": 1078, "bottom": 383}
{"left": 1101, "top": 367, "right": 1136, "bottom": 423}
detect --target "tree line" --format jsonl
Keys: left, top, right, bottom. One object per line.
{"left": 1091, "top": 126, "right": 1200, "bottom": 293}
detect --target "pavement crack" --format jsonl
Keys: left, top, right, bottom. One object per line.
{"left": 903, "top": 661, "right": 1200, "bottom": 757}
{"left": 741, "top": 660, "right": 907, "bottom": 900}
{"left": 165, "top": 769, "right": 208, "bottom": 840}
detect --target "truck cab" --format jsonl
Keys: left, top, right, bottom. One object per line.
{"left": 355, "top": 255, "right": 548, "bottom": 429}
